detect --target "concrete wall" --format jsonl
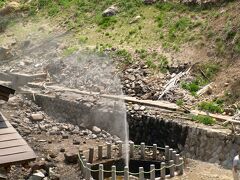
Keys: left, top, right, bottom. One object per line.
{"left": 30, "top": 93, "right": 239, "bottom": 169}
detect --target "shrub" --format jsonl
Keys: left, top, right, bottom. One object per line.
{"left": 192, "top": 115, "right": 215, "bottom": 125}
{"left": 198, "top": 101, "right": 223, "bottom": 113}
{"left": 115, "top": 49, "right": 132, "bottom": 64}
{"left": 96, "top": 15, "right": 117, "bottom": 29}
{"left": 181, "top": 81, "right": 200, "bottom": 95}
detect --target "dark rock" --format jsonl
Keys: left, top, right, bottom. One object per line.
{"left": 60, "top": 148, "right": 65, "bottom": 152}
{"left": 62, "top": 133, "right": 69, "bottom": 139}
{"left": 143, "top": 0, "right": 156, "bottom": 4}
{"left": 64, "top": 151, "right": 78, "bottom": 164}
{"left": 73, "top": 139, "right": 80, "bottom": 145}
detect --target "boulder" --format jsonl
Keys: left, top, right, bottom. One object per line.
{"left": 92, "top": 126, "right": 101, "bottom": 134}
{"left": 102, "top": 5, "right": 118, "bottom": 17}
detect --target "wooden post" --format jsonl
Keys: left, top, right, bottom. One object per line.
{"left": 81, "top": 155, "right": 86, "bottom": 175}
{"left": 169, "top": 148, "right": 173, "bottom": 160}
{"left": 98, "top": 145, "right": 103, "bottom": 160}
{"left": 130, "top": 142, "right": 134, "bottom": 158}
{"left": 118, "top": 141, "right": 123, "bottom": 157}
{"left": 165, "top": 146, "right": 169, "bottom": 161}
{"left": 161, "top": 162, "right": 166, "bottom": 180}
{"left": 139, "top": 167, "right": 144, "bottom": 180}
{"left": 86, "top": 163, "right": 91, "bottom": 180}
{"left": 140, "top": 142, "right": 145, "bottom": 159}
{"left": 99, "top": 164, "right": 104, "bottom": 180}
{"left": 175, "top": 154, "right": 180, "bottom": 171}
{"left": 107, "top": 143, "right": 111, "bottom": 159}
{"left": 82, "top": 158, "right": 87, "bottom": 178}
{"left": 172, "top": 151, "right": 176, "bottom": 164}
{"left": 89, "top": 148, "right": 94, "bottom": 163}
{"left": 124, "top": 166, "right": 129, "bottom": 180}
{"left": 150, "top": 164, "right": 155, "bottom": 180}
{"left": 79, "top": 152, "right": 84, "bottom": 171}
{"left": 111, "top": 165, "right": 116, "bottom": 180}
{"left": 169, "top": 160, "right": 175, "bottom": 177}
{"left": 179, "top": 157, "right": 184, "bottom": 175}
{"left": 153, "top": 144, "right": 157, "bottom": 160}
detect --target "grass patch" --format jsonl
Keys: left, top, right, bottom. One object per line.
{"left": 181, "top": 62, "right": 219, "bottom": 95}
{"left": 176, "top": 99, "right": 184, "bottom": 106}
{"left": 198, "top": 100, "right": 223, "bottom": 113}
{"left": 155, "top": 2, "right": 202, "bottom": 51}
{"left": 0, "top": 0, "right": 5, "bottom": 8}
{"left": 78, "top": 36, "right": 88, "bottom": 44}
{"left": 115, "top": 49, "right": 132, "bottom": 64}
{"left": 96, "top": 15, "right": 117, "bottom": 29}
{"left": 63, "top": 46, "right": 78, "bottom": 56}
{"left": 192, "top": 115, "right": 216, "bottom": 125}
{"left": 181, "top": 81, "right": 200, "bottom": 95}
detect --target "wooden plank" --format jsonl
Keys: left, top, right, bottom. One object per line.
{"left": 0, "top": 132, "right": 22, "bottom": 142}
{"left": 0, "top": 145, "right": 31, "bottom": 156}
{"left": 0, "top": 139, "right": 27, "bottom": 149}
{"left": 0, "top": 127, "right": 16, "bottom": 135}
{"left": 31, "top": 84, "right": 179, "bottom": 111}
{"left": 0, "top": 151, "right": 36, "bottom": 167}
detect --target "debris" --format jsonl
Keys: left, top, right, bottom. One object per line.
{"left": 196, "top": 83, "right": 213, "bottom": 96}
{"left": 158, "top": 67, "right": 191, "bottom": 100}
{"left": 30, "top": 113, "right": 44, "bottom": 121}
{"left": 129, "top": 15, "right": 141, "bottom": 24}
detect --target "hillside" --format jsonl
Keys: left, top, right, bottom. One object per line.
{"left": 0, "top": 0, "right": 240, "bottom": 122}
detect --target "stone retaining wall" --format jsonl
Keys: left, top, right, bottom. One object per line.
{"left": 30, "top": 93, "right": 239, "bottom": 169}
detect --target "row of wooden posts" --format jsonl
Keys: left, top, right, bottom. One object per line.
{"left": 79, "top": 142, "right": 184, "bottom": 180}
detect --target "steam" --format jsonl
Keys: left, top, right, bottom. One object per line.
{"left": 46, "top": 50, "right": 129, "bottom": 165}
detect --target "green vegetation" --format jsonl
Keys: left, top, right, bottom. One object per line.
{"left": 198, "top": 100, "right": 224, "bottom": 113}
{"left": 192, "top": 115, "right": 216, "bottom": 125}
{"left": 22, "top": 0, "right": 240, "bottom": 58}
{"left": 96, "top": 16, "right": 117, "bottom": 29}
{"left": 155, "top": 2, "right": 202, "bottom": 50}
{"left": 135, "top": 49, "right": 168, "bottom": 73}
{"left": 115, "top": 49, "right": 132, "bottom": 64}
{"left": 176, "top": 99, "right": 184, "bottom": 106}
{"left": 0, "top": 0, "right": 5, "bottom": 8}
{"left": 63, "top": 46, "right": 78, "bottom": 56}
{"left": 181, "top": 81, "right": 200, "bottom": 95}
{"left": 181, "top": 63, "right": 219, "bottom": 95}
{"left": 78, "top": 36, "right": 88, "bottom": 44}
